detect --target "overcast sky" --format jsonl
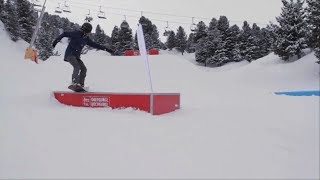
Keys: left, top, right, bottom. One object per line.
{"left": 36, "top": 0, "right": 283, "bottom": 38}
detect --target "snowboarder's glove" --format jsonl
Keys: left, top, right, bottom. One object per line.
{"left": 52, "top": 40, "right": 58, "bottom": 48}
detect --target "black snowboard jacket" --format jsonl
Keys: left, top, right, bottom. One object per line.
{"left": 53, "top": 30, "right": 113, "bottom": 61}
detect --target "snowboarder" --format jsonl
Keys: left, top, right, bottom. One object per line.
{"left": 52, "top": 22, "right": 114, "bottom": 92}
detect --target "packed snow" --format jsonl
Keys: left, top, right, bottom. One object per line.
{"left": 0, "top": 21, "right": 319, "bottom": 179}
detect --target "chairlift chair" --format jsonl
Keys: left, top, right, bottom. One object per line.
{"left": 190, "top": 17, "right": 197, "bottom": 32}
{"left": 97, "top": 6, "right": 107, "bottom": 19}
{"left": 85, "top": 9, "right": 93, "bottom": 22}
{"left": 163, "top": 21, "right": 171, "bottom": 36}
{"left": 120, "top": 16, "right": 129, "bottom": 29}
{"left": 31, "top": 0, "right": 41, "bottom": 7}
{"left": 55, "top": 4, "right": 62, "bottom": 14}
{"left": 62, "top": 1, "right": 71, "bottom": 13}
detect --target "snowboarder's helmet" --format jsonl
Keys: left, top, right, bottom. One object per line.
{"left": 81, "top": 23, "right": 93, "bottom": 33}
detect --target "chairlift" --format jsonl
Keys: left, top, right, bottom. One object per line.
{"left": 190, "top": 17, "right": 197, "bottom": 32}
{"left": 31, "top": 0, "right": 41, "bottom": 7}
{"left": 85, "top": 9, "right": 93, "bottom": 22}
{"left": 163, "top": 21, "right": 171, "bottom": 36}
{"left": 55, "top": 3, "right": 62, "bottom": 14}
{"left": 62, "top": 1, "right": 71, "bottom": 13}
{"left": 97, "top": 6, "right": 107, "bottom": 19}
{"left": 120, "top": 15, "right": 129, "bottom": 29}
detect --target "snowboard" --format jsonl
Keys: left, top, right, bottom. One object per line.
{"left": 68, "top": 84, "right": 88, "bottom": 92}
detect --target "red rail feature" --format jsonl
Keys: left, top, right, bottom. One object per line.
{"left": 54, "top": 92, "right": 180, "bottom": 115}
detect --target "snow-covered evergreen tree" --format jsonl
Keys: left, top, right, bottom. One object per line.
{"left": 94, "top": 25, "right": 106, "bottom": 45}
{"left": 193, "top": 21, "right": 207, "bottom": 43}
{"left": 246, "top": 23, "right": 264, "bottom": 61}
{"left": 216, "top": 16, "right": 230, "bottom": 63}
{"left": 16, "top": 0, "right": 36, "bottom": 43}
{"left": 195, "top": 37, "right": 208, "bottom": 65}
{"left": 239, "top": 21, "right": 252, "bottom": 62}
{"left": 208, "top": 18, "right": 218, "bottom": 31}
{"left": 175, "top": 26, "right": 187, "bottom": 55}
{"left": 205, "top": 28, "right": 228, "bottom": 66}
{"left": 111, "top": 26, "right": 121, "bottom": 55}
{"left": 118, "top": 21, "right": 133, "bottom": 54}
{"left": 306, "top": 0, "right": 320, "bottom": 62}
{"left": 138, "top": 16, "right": 154, "bottom": 49}
{"left": 266, "top": 23, "right": 280, "bottom": 51}
{"left": 166, "top": 31, "right": 176, "bottom": 50}
{"left": 226, "top": 25, "right": 242, "bottom": 62}
{"left": 186, "top": 33, "right": 195, "bottom": 53}
{"left": 274, "top": 0, "right": 308, "bottom": 61}
{"left": 35, "top": 21, "right": 54, "bottom": 60}
{"left": 0, "top": 0, "right": 4, "bottom": 22}
{"left": 151, "top": 24, "right": 161, "bottom": 49}
{"left": 260, "top": 27, "right": 273, "bottom": 56}
{"left": 3, "top": 0, "right": 20, "bottom": 41}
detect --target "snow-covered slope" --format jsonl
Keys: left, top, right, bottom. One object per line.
{"left": 0, "top": 22, "right": 319, "bottom": 179}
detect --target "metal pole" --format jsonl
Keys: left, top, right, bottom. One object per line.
{"left": 137, "top": 24, "right": 154, "bottom": 93}
{"left": 29, "top": 0, "right": 47, "bottom": 48}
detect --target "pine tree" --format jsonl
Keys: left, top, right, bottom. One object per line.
{"left": 16, "top": 0, "right": 36, "bottom": 43}
{"left": 205, "top": 28, "right": 228, "bottom": 66}
{"left": 151, "top": 24, "right": 160, "bottom": 49}
{"left": 94, "top": 24, "right": 107, "bottom": 46}
{"left": 111, "top": 26, "right": 121, "bottom": 55}
{"left": 217, "top": 16, "right": 229, "bottom": 33}
{"left": 195, "top": 37, "right": 208, "bottom": 65}
{"left": 138, "top": 16, "right": 155, "bottom": 49}
{"left": 35, "top": 21, "right": 54, "bottom": 60}
{"left": 144, "top": 33, "right": 153, "bottom": 50}
{"left": 118, "top": 21, "right": 133, "bottom": 54}
{"left": 306, "top": 0, "right": 320, "bottom": 62}
{"left": 274, "top": 0, "right": 308, "bottom": 61}
{"left": 0, "top": 0, "right": 4, "bottom": 22}
{"left": 139, "top": 16, "right": 153, "bottom": 35}
{"left": 186, "top": 33, "right": 195, "bottom": 53}
{"left": 175, "top": 26, "right": 187, "bottom": 55}
{"left": 216, "top": 16, "right": 230, "bottom": 63}
{"left": 166, "top": 31, "right": 176, "bottom": 50}
{"left": 239, "top": 21, "right": 252, "bottom": 62}
{"left": 226, "top": 25, "right": 242, "bottom": 62}
{"left": 260, "top": 28, "right": 273, "bottom": 56}
{"left": 3, "top": 0, "right": 20, "bottom": 41}
{"left": 246, "top": 23, "right": 264, "bottom": 61}
{"left": 208, "top": 18, "right": 218, "bottom": 31}
{"left": 266, "top": 23, "right": 280, "bottom": 51}
{"left": 193, "top": 21, "right": 207, "bottom": 43}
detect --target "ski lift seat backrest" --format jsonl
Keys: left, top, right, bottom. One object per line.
{"left": 190, "top": 23, "right": 197, "bottom": 32}
{"left": 97, "top": 6, "right": 107, "bottom": 19}
{"left": 55, "top": 9, "right": 62, "bottom": 13}
{"left": 98, "top": 14, "right": 107, "bottom": 19}
{"left": 63, "top": 8, "right": 71, "bottom": 13}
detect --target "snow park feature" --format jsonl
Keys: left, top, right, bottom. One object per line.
{"left": 125, "top": 49, "right": 159, "bottom": 56}
{"left": 124, "top": 50, "right": 140, "bottom": 56}
{"left": 53, "top": 92, "right": 180, "bottom": 115}
{"left": 53, "top": 24, "right": 180, "bottom": 115}
{"left": 275, "top": 90, "right": 320, "bottom": 96}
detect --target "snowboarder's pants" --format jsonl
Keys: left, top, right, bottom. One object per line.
{"left": 66, "top": 56, "right": 87, "bottom": 85}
